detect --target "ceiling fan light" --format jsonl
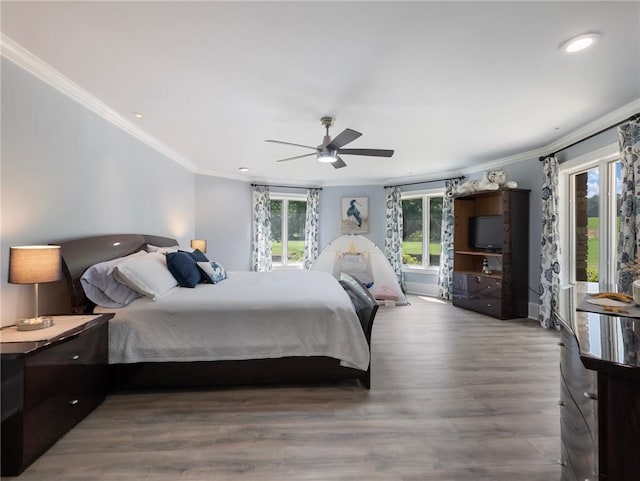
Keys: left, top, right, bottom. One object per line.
{"left": 317, "top": 151, "right": 337, "bottom": 163}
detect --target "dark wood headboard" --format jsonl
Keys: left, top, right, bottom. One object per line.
{"left": 53, "top": 234, "right": 178, "bottom": 313}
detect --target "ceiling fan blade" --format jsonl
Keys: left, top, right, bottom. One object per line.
{"left": 331, "top": 156, "right": 347, "bottom": 169}
{"left": 275, "top": 152, "right": 317, "bottom": 162}
{"left": 338, "top": 148, "right": 394, "bottom": 157}
{"left": 326, "top": 128, "right": 362, "bottom": 150}
{"left": 265, "top": 139, "right": 318, "bottom": 150}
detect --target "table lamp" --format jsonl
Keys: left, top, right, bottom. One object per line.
{"left": 8, "top": 245, "right": 62, "bottom": 330}
{"left": 190, "top": 239, "right": 207, "bottom": 253}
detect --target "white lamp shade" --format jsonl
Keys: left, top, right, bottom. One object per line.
{"left": 8, "top": 245, "right": 62, "bottom": 284}
{"left": 190, "top": 239, "right": 207, "bottom": 253}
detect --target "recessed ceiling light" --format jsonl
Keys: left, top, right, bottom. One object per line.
{"left": 132, "top": 112, "right": 144, "bottom": 118}
{"left": 560, "top": 33, "right": 600, "bottom": 53}
{"left": 238, "top": 167, "right": 249, "bottom": 172}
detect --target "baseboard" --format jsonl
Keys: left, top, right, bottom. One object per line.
{"left": 404, "top": 281, "right": 439, "bottom": 297}
{"left": 528, "top": 300, "right": 539, "bottom": 321}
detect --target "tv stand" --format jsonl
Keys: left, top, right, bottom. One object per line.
{"left": 451, "top": 189, "right": 530, "bottom": 319}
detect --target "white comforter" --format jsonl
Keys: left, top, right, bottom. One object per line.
{"left": 96, "top": 270, "right": 370, "bottom": 370}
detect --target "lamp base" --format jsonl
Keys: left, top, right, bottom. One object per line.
{"left": 16, "top": 316, "right": 54, "bottom": 331}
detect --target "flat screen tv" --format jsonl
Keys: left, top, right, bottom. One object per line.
{"left": 469, "top": 215, "right": 503, "bottom": 252}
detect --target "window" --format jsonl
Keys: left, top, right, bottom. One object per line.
{"left": 560, "top": 147, "right": 621, "bottom": 291}
{"left": 401, "top": 192, "right": 443, "bottom": 269}
{"left": 270, "top": 194, "right": 307, "bottom": 267}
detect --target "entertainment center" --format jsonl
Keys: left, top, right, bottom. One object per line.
{"left": 451, "top": 189, "right": 530, "bottom": 319}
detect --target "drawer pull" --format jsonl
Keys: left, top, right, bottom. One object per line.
{"left": 71, "top": 354, "right": 80, "bottom": 361}
{"left": 557, "top": 459, "right": 566, "bottom": 466}
{"left": 69, "top": 399, "right": 79, "bottom": 406}
{"left": 557, "top": 342, "right": 565, "bottom": 347}
{"left": 486, "top": 303, "right": 492, "bottom": 307}
{"left": 584, "top": 391, "right": 598, "bottom": 400}
{"left": 558, "top": 400, "right": 565, "bottom": 406}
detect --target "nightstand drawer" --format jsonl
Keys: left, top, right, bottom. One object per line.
{"left": 22, "top": 381, "right": 100, "bottom": 468}
{"left": 24, "top": 321, "right": 108, "bottom": 410}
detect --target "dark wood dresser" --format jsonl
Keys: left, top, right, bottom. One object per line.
{"left": 1, "top": 314, "right": 113, "bottom": 476}
{"left": 559, "top": 308, "right": 640, "bottom": 481}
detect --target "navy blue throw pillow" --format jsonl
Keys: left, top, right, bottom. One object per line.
{"left": 181, "top": 249, "right": 209, "bottom": 262}
{"left": 166, "top": 251, "right": 201, "bottom": 288}
{"left": 180, "top": 249, "right": 211, "bottom": 283}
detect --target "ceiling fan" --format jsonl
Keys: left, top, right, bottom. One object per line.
{"left": 266, "top": 117, "right": 394, "bottom": 169}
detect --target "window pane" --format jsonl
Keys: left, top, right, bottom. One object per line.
{"left": 574, "top": 168, "right": 599, "bottom": 283}
{"left": 270, "top": 200, "right": 282, "bottom": 264}
{"left": 429, "top": 197, "right": 443, "bottom": 266}
{"left": 287, "top": 200, "right": 306, "bottom": 264}
{"left": 402, "top": 198, "right": 423, "bottom": 265}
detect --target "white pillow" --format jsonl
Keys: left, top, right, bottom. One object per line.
{"left": 146, "top": 243, "right": 180, "bottom": 254}
{"left": 114, "top": 252, "right": 177, "bottom": 300}
{"left": 80, "top": 251, "right": 147, "bottom": 308}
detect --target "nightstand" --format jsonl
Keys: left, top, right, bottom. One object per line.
{"left": 1, "top": 313, "right": 113, "bottom": 476}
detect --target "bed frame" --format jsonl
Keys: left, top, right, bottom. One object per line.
{"left": 56, "top": 234, "right": 378, "bottom": 390}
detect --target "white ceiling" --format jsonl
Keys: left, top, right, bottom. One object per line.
{"left": 2, "top": 1, "right": 639, "bottom": 186}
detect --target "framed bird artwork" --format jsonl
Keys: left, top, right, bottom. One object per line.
{"left": 341, "top": 197, "right": 369, "bottom": 234}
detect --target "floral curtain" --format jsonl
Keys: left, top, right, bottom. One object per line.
{"left": 251, "top": 185, "right": 272, "bottom": 272}
{"left": 617, "top": 120, "right": 640, "bottom": 294}
{"left": 303, "top": 188, "right": 320, "bottom": 269}
{"left": 438, "top": 179, "right": 458, "bottom": 299}
{"left": 384, "top": 186, "right": 404, "bottom": 287}
{"left": 540, "top": 157, "right": 561, "bottom": 329}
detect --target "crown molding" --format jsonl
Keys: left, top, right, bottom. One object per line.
{"left": 3, "top": 34, "right": 638, "bottom": 185}
{"left": 461, "top": 99, "right": 640, "bottom": 175}
{"left": 0, "top": 34, "right": 198, "bottom": 173}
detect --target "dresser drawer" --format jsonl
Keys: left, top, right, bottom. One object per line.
{"left": 452, "top": 272, "right": 502, "bottom": 295}
{"left": 559, "top": 323, "right": 597, "bottom": 481}
{"left": 452, "top": 272, "right": 502, "bottom": 317}
{"left": 24, "top": 323, "right": 107, "bottom": 410}
{"left": 560, "top": 328, "right": 597, "bottom": 419}
{"left": 560, "top": 391, "right": 597, "bottom": 481}
{"left": 453, "top": 272, "right": 502, "bottom": 297}
{"left": 452, "top": 293, "right": 503, "bottom": 317}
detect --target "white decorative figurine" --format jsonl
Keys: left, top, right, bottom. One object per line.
{"left": 449, "top": 168, "right": 518, "bottom": 197}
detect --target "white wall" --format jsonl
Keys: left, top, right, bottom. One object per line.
{"left": 194, "top": 175, "right": 252, "bottom": 270}
{"left": 1, "top": 59, "right": 196, "bottom": 325}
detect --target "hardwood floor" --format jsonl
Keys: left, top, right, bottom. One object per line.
{"left": 6, "top": 295, "right": 562, "bottom": 480}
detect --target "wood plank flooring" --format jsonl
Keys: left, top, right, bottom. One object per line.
{"left": 5, "top": 295, "right": 562, "bottom": 480}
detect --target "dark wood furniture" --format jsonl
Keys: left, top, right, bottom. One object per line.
{"left": 1, "top": 314, "right": 112, "bottom": 476}
{"left": 560, "top": 306, "right": 640, "bottom": 481}
{"left": 451, "top": 188, "right": 529, "bottom": 319}
{"left": 55, "top": 234, "right": 378, "bottom": 390}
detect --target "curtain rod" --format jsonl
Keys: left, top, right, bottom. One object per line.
{"left": 384, "top": 175, "right": 465, "bottom": 189}
{"left": 250, "top": 183, "right": 322, "bottom": 190}
{"left": 539, "top": 112, "right": 640, "bottom": 161}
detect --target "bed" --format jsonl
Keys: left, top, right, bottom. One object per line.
{"left": 57, "top": 234, "right": 378, "bottom": 389}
